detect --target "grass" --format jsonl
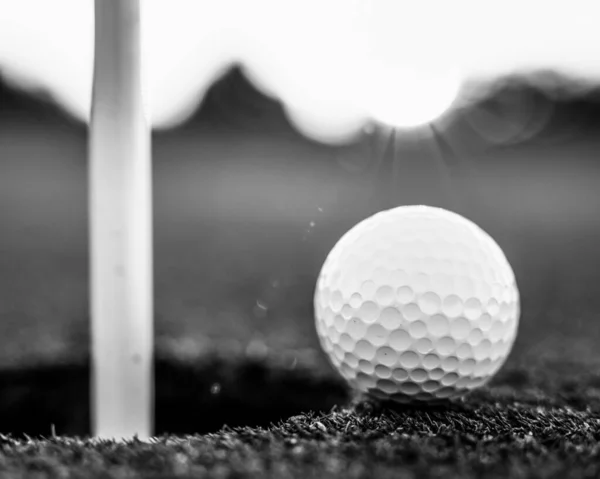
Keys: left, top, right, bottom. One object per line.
{"left": 0, "top": 355, "right": 347, "bottom": 438}
{"left": 0, "top": 182, "right": 599, "bottom": 477}
{"left": 1, "top": 394, "right": 600, "bottom": 478}
{"left": 1, "top": 350, "right": 600, "bottom": 478}
{"left": 1, "top": 82, "right": 600, "bottom": 476}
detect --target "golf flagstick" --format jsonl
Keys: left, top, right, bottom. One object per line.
{"left": 89, "top": 0, "right": 153, "bottom": 440}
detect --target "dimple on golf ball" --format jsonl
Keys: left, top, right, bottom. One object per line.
{"left": 314, "top": 205, "right": 520, "bottom": 403}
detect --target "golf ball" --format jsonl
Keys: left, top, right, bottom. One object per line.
{"left": 314, "top": 205, "right": 519, "bottom": 403}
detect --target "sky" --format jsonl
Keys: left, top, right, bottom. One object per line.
{"left": 0, "top": 0, "right": 599, "bottom": 142}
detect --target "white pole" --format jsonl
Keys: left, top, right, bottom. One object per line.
{"left": 89, "top": 0, "right": 153, "bottom": 439}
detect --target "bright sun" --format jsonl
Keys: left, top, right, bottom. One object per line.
{"left": 361, "top": 64, "right": 462, "bottom": 129}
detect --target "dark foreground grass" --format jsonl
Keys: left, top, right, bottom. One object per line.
{"left": 1, "top": 398, "right": 600, "bottom": 479}
{"left": 0, "top": 354, "right": 347, "bottom": 438}
{"left": 1, "top": 353, "right": 600, "bottom": 478}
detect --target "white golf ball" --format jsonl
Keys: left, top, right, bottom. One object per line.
{"left": 314, "top": 205, "right": 520, "bottom": 403}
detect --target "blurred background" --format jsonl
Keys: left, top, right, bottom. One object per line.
{"left": 0, "top": 0, "right": 600, "bottom": 378}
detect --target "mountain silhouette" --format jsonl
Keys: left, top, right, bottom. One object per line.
{"left": 1, "top": 65, "right": 599, "bottom": 139}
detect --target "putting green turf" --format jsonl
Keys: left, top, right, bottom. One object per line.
{"left": 1, "top": 78, "right": 600, "bottom": 476}
{"left": 0, "top": 194, "right": 599, "bottom": 477}
{"left": 1, "top": 383, "right": 600, "bottom": 478}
